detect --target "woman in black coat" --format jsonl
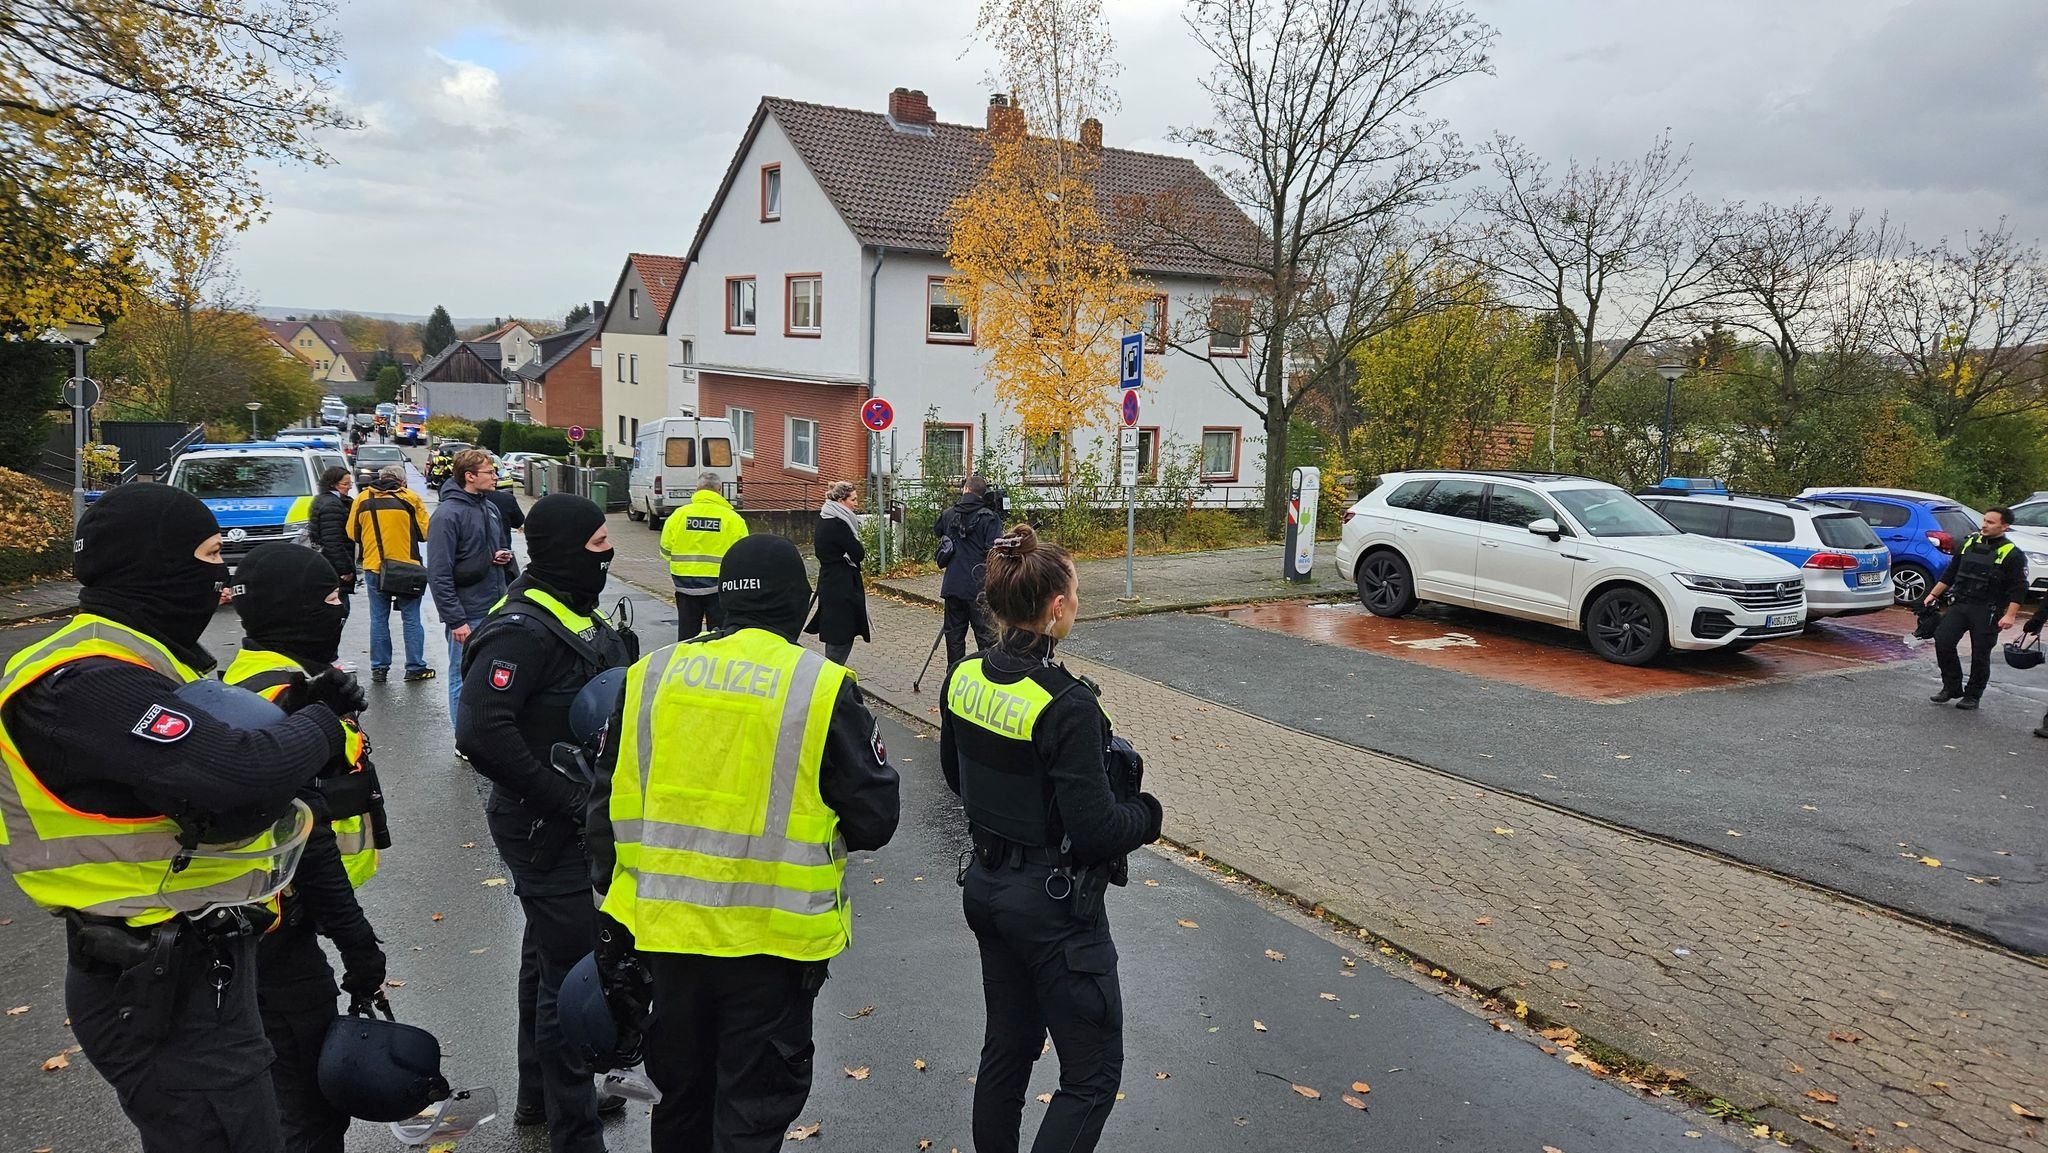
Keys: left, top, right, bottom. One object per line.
{"left": 805, "top": 481, "right": 871, "bottom": 665}
{"left": 308, "top": 465, "right": 357, "bottom": 622}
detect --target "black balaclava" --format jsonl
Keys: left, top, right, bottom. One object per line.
{"left": 75, "top": 483, "right": 227, "bottom": 662}
{"left": 521, "top": 494, "right": 611, "bottom": 611}
{"left": 719, "top": 535, "right": 812, "bottom": 642}
{"left": 231, "top": 543, "right": 345, "bottom": 667}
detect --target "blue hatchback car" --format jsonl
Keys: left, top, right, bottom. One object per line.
{"left": 1795, "top": 488, "right": 1988, "bottom": 605}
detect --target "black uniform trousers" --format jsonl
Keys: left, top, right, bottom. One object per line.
{"left": 1935, "top": 601, "right": 2002, "bottom": 697}
{"left": 488, "top": 803, "right": 605, "bottom": 1153}
{"left": 66, "top": 927, "right": 282, "bottom": 1153}
{"left": 258, "top": 928, "right": 349, "bottom": 1153}
{"left": 962, "top": 860, "right": 1124, "bottom": 1153}
{"left": 943, "top": 595, "right": 996, "bottom": 668}
{"left": 675, "top": 593, "right": 723, "bottom": 641}
{"left": 643, "top": 952, "right": 826, "bottom": 1152}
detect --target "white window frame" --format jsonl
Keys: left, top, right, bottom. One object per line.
{"left": 727, "top": 278, "right": 757, "bottom": 332}
{"left": 616, "top": 352, "right": 626, "bottom": 382}
{"left": 1024, "top": 431, "right": 1065, "bottom": 483}
{"left": 761, "top": 165, "right": 782, "bottom": 221}
{"left": 1200, "top": 428, "right": 1240, "bottom": 480}
{"left": 629, "top": 354, "right": 639, "bottom": 384}
{"left": 728, "top": 407, "right": 755, "bottom": 458}
{"left": 923, "top": 424, "right": 970, "bottom": 478}
{"left": 926, "top": 278, "right": 973, "bottom": 343}
{"left": 1208, "top": 299, "right": 1250, "bottom": 357}
{"left": 629, "top": 287, "right": 639, "bottom": 319}
{"left": 787, "top": 276, "right": 822, "bottom": 334}
{"left": 786, "top": 416, "right": 819, "bottom": 472}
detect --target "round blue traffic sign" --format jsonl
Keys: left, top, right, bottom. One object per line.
{"left": 861, "top": 398, "right": 895, "bottom": 432}
{"left": 1121, "top": 390, "right": 1140, "bottom": 427}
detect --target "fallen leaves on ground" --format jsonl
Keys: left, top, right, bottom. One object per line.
{"left": 386, "top": 979, "right": 407, "bottom": 988}
{"left": 785, "top": 1121, "right": 821, "bottom": 1141}
{"left": 1351, "top": 1081, "right": 1370, "bottom": 1094}
{"left": 1488, "top": 1020, "right": 1512, "bottom": 1032}
{"left": 1154, "top": 1071, "right": 1169, "bottom": 1080}
{"left": 1683, "top": 1131, "right": 1701, "bottom": 1139}
{"left": 40, "top": 1050, "right": 70, "bottom": 1071}
{"left": 1805, "top": 1090, "right": 1839, "bottom": 1104}
{"left": 1827, "top": 1032, "right": 1861, "bottom": 1044}
{"left": 1798, "top": 1114, "right": 1837, "bottom": 1132}
{"left": 1342, "top": 957, "right": 1357, "bottom": 968}
{"left": 1035, "top": 1093, "right": 1053, "bottom": 1104}
{"left": 1918, "top": 856, "right": 1941, "bottom": 868}
{"left": 1341, "top": 1094, "right": 1368, "bottom": 1110}
{"left": 918, "top": 1142, "right": 932, "bottom": 1151}
{"left": 1750, "top": 1124, "right": 1771, "bottom": 1138}
{"left": 1291, "top": 1083, "right": 1320, "bottom": 1099}
{"left": 1143, "top": 879, "right": 1159, "bottom": 887}
{"left": 1319, "top": 993, "right": 1339, "bottom": 1002}
{"left": 480, "top": 877, "right": 507, "bottom": 887}
{"left": 1264, "top": 949, "right": 1286, "bottom": 961}
{"left": 1726, "top": 830, "right": 1743, "bottom": 837}
{"left": 840, "top": 1005, "right": 875, "bottom": 1019}
{"left": 1252, "top": 1020, "right": 1267, "bottom": 1032}
{"left": 1491, "top": 827, "right": 1514, "bottom": 836}
{"left": 1547, "top": 960, "right": 1569, "bottom": 971}
{"left": 6, "top": 1005, "right": 27, "bottom": 1015}
{"left": 459, "top": 841, "right": 475, "bottom": 849}
{"left": 2013, "top": 1103, "right": 2044, "bottom": 1120}
{"left": 1543, "top": 1146, "right": 1566, "bottom": 1153}
{"left": 1473, "top": 916, "right": 1492, "bottom": 925}
{"left": 1176, "top": 919, "right": 1199, "bottom": 929}
{"left": 430, "top": 912, "right": 443, "bottom": 921}
{"left": 912, "top": 1059, "right": 927, "bottom": 1072}
{"left": 842, "top": 1066, "right": 870, "bottom": 1080}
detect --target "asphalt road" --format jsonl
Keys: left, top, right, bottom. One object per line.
{"left": 0, "top": 573, "right": 1751, "bottom": 1151}
{"left": 1063, "top": 605, "right": 2048, "bottom": 955}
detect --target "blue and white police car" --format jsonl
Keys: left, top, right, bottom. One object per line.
{"left": 165, "top": 442, "right": 346, "bottom": 570}
{"left": 1636, "top": 491, "right": 1893, "bottom": 618}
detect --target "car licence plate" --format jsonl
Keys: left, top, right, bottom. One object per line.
{"left": 1766, "top": 612, "right": 1800, "bottom": 628}
{"left": 1856, "top": 571, "right": 1885, "bottom": 586}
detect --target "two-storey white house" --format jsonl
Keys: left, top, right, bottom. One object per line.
{"left": 666, "top": 88, "right": 1263, "bottom": 509}
{"left": 599, "top": 252, "right": 685, "bottom": 458}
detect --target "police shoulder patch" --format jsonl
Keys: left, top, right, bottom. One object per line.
{"left": 489, "top": 660, "right": 517, "bottom": 691}
{"left": 132, "top": 704, "right": 193, "bottom": 743}
{"left": 871, "top": 723, "right": 887, "bottom": 765}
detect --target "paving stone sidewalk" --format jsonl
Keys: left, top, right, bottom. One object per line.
{"left": 0, "top": 578, "right": 79, "bottom": 626}
{"left": 605, "top": 531, "right": 2047, "bottom": 1153}
{"left": 877, "top": 542, "right": 1349, "bottom": 619}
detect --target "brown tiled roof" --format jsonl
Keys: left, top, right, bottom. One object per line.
{"left": 627, "top": 254, "right": 685, "bottom": 317}
{"left": 473, "top": 319, "right": 528, "bottom": 343}
{"left": 689, "top": 97, "right": 1260, "bottom": 280}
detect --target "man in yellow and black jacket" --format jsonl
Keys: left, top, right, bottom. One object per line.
{"left": 659, "top": 472, "right": 748, "bottom": 639}
{"left": 1924, "top": 506, "right": 2029, "bottom": 710}
{"left": 0, "top": 485, "right": 362, "bottom": 1153}
{"left": 224, "top": 543, "right": 390, "bottom": 1153}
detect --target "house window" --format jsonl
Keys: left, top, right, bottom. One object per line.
{"left": 927, "top": 278, "right": 972, "bottom": 343}
{"left": 727, "top": 277, "right": 757, "bottom": 332}
{"left": 629, "top": 354, "right": 639, "bottom": 384}
{"left": 616, "top": 352, "right": 626, "bottom": 381}
{"left": 679, "top": 339, "right": 694, "bottom": 364}
{"left": 629, "top": 287, "right": 640, "bottom": 319}
{"left": 761, "top": 165, "right": 782, "bottom": 221}
{"left": 1144, "top": 295, "right": 1168, "bottom": 354}
{"left": 1024, "top": 432, "right": 1065, "bottom": 483}
{"left": 728, "top": 407, "right": 755, "bottom": 457}
{"left": 786, "top": 275, "right": 822, "bottom": 335}
{"left": 923, "top": 423, "right": 972, "bottom": 479}
{"left": 1135, "top": 427, "right": 1160, "bottom": 482}
{"left": 630, "top": 418, "right": 639, "bottom": 444}
{"left": 787, "top": 416, "right": 818, "bottom": 471}
{"left": 1208, "top": 299, "right": 1250, "bottom": 357}
{"left": 1201, "top": 428, "right": 1240, "bottom": 480}
{"left": 618, "top": 416, "right": 628, "bottom": 444}
{"left": 590, "top": 345, "right": 601, "bottom": 368}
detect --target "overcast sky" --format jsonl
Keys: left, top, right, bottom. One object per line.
{"left": 235, "top": 0, "right": 2048, "bottom": 321}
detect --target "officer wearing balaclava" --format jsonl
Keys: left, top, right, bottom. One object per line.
{"left": 223, "top": 544, "right": 390, "bottom": 1153}
{"left": 455, "top": 494, "right": 637, "bottom": 1149}
{"left": 0, "top": 484, "right": 365, "bottom": 1153}
{"left": 585, "top": 535, "right": 900, "bottom": 1150}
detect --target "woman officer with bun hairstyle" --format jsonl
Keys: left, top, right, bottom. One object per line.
{"left": 939, "top": 524, "right": 1164, "bottom": 1153}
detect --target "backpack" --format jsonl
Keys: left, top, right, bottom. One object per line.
{"left": 935, "top": 510, "right": 964, "bottom": 568}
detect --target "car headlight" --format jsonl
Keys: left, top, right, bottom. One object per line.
{"left": 2027, "top": 552, "right": 2048, "bottom": 568}
{"left": 1674, "top": 573, "right": 1749, "bottom": 595}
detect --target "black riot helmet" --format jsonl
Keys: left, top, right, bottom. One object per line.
{"left": 558, "top": 951, "right": 642, "bottom": 1071}
{"left": 569, "top": 667, "right": 627, "bottom": 748}
{"left": 319, "top": 1007, "right": 452, "bottom": 1122}
{"left": 1913, "top": 604, "right": 1943, "bottom": 640}
{"left": 2005, "top": 633, "right": 2045, "bottom": 670}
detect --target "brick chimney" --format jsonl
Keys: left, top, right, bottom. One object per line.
{"left": 986, "top": 92, "right": 1024, "bottom": 139}
{"left": 1080, "top": 117, "right": 1102, "bottom": 152}
{"left": 888, "top": 86, "right": 935, "bottom": 125}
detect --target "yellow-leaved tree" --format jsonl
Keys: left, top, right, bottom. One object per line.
{"left": 945, "top": 0, "right": 1155, "bottom": 450}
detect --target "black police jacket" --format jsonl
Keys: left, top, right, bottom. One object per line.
{"left": 939, "top": 631, "right": 1160, "bottom": 865}
{"left": 456, "top": 579, "right": 634, "bottom": 820}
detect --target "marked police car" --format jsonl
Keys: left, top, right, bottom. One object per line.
{"left": 1635, "top": 491, "right": 1893, "bottom": 619}
{"left": 165, "top": 442, "right": 346, "bottom": 569}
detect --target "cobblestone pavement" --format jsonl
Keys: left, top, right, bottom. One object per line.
{"left": 0, "top": 577, "right": 80, "bottom": 625}
{"left": 605, "top": 526, "right": 2048, "bottom": 1153}
{"left": 877, "top": 541, "right": 1348, "bottom": 619}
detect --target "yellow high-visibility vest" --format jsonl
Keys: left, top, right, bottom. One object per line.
{"left": 603, "top": 628, "right": 851, "bottom": 961}
{"left": 659, "top": 490, "right": 748, "bottom": 589}
{"left": 221, "top": 648, "right": 379, "bottom": 888}
{"left": 0, "top": 616, "right": 302, "bottom": 925}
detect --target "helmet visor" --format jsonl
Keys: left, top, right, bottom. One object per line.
{"left": 597, "top": 1064, "right": 663, "bottom": 1105}
{"left": 390, "top": 1086, "right": 498, "bottom": 1146}
{"left": 161, "top": 798, "right": 315, "bottom": 915}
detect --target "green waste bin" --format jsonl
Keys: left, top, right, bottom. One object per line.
{"left": 590, "top": 479, "right": 608, "bottom": 510}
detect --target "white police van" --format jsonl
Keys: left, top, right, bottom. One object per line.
{"left": 627, "top": 415, "right": 740, "bottom": 529}
{"left": 165, "top": 442, "right": 345, "bottom": 569}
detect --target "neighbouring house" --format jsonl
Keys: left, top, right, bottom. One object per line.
{"left": 518, "top": 302, "right": 606, "bottom": 432}
{"left": 259, "top": 318, "right": 366, "bottom": 390}
{"left": 663, "top": 88, "right": 1262, "bottom": 510}
{"left": 472, "top": 319, "right": 541, "bottom": 380}
{"left": 409, "top": 339, "right": 512, "bottom": 423}
{"left": 599, "top": 253, "right": 685, "bottom": 459}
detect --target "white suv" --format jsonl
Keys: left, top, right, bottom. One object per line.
{"left": 1334, "top": 471, "right": 1808, "bottom": 665}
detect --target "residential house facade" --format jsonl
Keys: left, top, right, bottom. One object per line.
{"left": 598, "top": 253, "right": 685, "bottom": 458}
{"left": 409, "top": 340, "right": 512, "bottom": 422}
{"left": 666, "top": 89, "right": 1262, "bottom": 510}
{"left": 518, "top": 305, "right": 605, "bottom": 431}
{"left": 259, "top": 319, "right": 367, "bottom": 390}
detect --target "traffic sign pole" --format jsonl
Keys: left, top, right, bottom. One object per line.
{"left": 1117, "top": 333, "right": 1144, "bottom": 601}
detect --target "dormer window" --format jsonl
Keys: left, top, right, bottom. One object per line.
{"left": 761, "top": 165, "right": 782, "bottom": 221}
{"left": 629, "top": 288, "right": 639, "bottom": 319}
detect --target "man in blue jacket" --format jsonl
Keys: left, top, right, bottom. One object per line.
{"left": 935, "top": 475, "right": 1003, "bottom": 667}
{"left": 428, "top": 449, "right": 511, "bottom": 738}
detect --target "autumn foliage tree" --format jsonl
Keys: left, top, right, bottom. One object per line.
{"left": 945, "top": 0, "right": 1154, "bottom": 443}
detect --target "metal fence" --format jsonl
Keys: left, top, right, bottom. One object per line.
{"left": 530, "top": 462, "right": 629, "bottom": 511}
{"left": 734, "top": 477, "right": 1271, "bottom": 514}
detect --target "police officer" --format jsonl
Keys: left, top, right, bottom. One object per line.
{"left": 456, "top": 494, "right": 636, "bottom": 1153}
{"left": 223, "top": 543, "right": 390, "bottom": 1153}
{"left": 659, "top": 471, "right": 748, "bottom": 639}
{"left": 589, "top": 535, "right": 900, "bottom": 1150}
{"left": 940, "top": 524, "right": 1162, "bottom": 1153}
{"left": 1924, "top": 505, "right": 2028, "bottom": 710}
{"left": 0, "top": 484, "right": 362, "bottom": 1152}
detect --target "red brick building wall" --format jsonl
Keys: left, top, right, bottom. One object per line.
{"left": 525, "top": 340, "right": 603, "bottom": 432}
{"left": 699, "top": 372, "right": 868, "bottom": 509}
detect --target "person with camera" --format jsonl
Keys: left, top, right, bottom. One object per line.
{"left": 939, "top": 524, "right": 1163, "bottom": 1153}
{"left": 456, "top": 495, "right": 637, "bottom": 1152}
{"left": 1923, "top": 505, "right": 2028, "bottom": 711}
{"left": 349, "top": 465, "right": 435, "bottom": 684}
{"left": 935, "top": 475, "right": 1003, "bottom": 667}
{"left": 430, "top": 448, "right": 513, "bottom": 735}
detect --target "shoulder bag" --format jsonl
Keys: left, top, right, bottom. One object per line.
{"left": 366, "top": 496, "right": 430, "bottom": 600}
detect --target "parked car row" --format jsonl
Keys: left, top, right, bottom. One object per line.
{"left": 1331, "top": 470, "right": 2044, "bottom": 667}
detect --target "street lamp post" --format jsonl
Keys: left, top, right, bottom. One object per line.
{"left": 1655, "top": 363, "right": 1688, "bottom": 480}
{"left": 43, "top": 323, "right": 106, "bottom": 531}
{"left": 246, "top": 401, "right": 263, "bottom": 439}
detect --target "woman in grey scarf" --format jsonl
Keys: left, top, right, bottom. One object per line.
{"left": 804, "top": 481, "right": 871, "bottom": 664}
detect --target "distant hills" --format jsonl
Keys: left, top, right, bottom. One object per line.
{"left": 253, "top": 305, "right": 502, "bottom": 328}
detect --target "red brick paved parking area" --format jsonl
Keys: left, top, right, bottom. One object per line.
{"left": 1210, "top": 601, "right": 1921, "bottom": 703}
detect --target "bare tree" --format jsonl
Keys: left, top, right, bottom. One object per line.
{"left": 1160, "top": 0, "right": 1495, "bottom": 533}
{"left": 1471, "top": 132, "right": 1733, "bottom": 421}
{"left": 1709, "top": 199, "right": 1881, "bottom": 402}
{"left": 1875, "top": 222, "right": 2048, "bottom": 440}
